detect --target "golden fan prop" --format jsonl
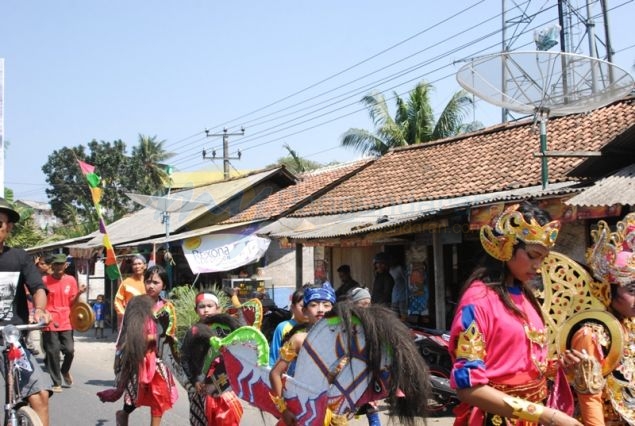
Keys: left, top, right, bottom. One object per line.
{"left": 70, "top": 301, "right": 96, "bottom": 332}
{"left": 536, "top": 251, "right": 623, "bottom": 374}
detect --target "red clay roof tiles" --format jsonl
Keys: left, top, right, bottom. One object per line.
{"left": 291, "top": 97, "right": 635, "bottom": 217}
{"left": 223, "top": 159, "right": 372, "bottom": 223}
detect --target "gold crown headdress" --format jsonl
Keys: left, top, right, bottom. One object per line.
{"left": 480, "top": 204, "right": 561, "bottom": 261}
{"left": 586, "top": 213, "right": 635, "bottom": 287}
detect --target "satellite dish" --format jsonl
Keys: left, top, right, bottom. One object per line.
{"left": 125, "top": 192, "right": 210, "bottom": 272}
{"left": 456, "top": 51, "right": 634, "bottom": 188}
{"left": 125, "top": 192, "right": 208, "bottom": 213}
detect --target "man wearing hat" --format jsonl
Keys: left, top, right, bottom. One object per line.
{"left": 42, "top": 252, "right": 86, "bottom": 392}
{"left": 0, "top": 197, "right": 52, "bottom": 425}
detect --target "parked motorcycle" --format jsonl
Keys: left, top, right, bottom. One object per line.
{"left": 409, "top": 324, "right": 459, "bottom": 416}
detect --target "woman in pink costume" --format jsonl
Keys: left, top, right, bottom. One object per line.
{"left": 449, "top": 203, "right": 581, "bottom": 426}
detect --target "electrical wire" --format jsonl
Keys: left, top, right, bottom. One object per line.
{"left": 172, "top": 0, "right": 627, "bottom": 170}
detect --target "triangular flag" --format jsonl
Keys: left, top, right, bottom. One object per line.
{"left": 78, "top": 160, "right": 95, "bottom": 175}
{"left": 90, "top": 187, "right": 102, "bottom": 205}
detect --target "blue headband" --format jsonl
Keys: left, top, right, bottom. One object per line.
{"left": 303, "top": 282, "right": 336, "bottom": 305}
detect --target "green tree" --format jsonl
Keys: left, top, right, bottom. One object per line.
{"left": 267, "top": 144, "right": 325, "bottom": 175}
{"left": 42, "top": 141, "right": 130, "bottom": 224}
{"left": 128, "top": 135, "right": 176, "bottom": 194}
{"left": 341, "top": 81, "right": 477, "bottom": 156}
{"left": 6, "top": 204, "right": 46, "bottom": 248}
{"left": 42, "top": 136, "right": 174, "bottom": 225}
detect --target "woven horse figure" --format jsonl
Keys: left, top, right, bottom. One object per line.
{"left": 211, "top": 303, "right": 430, "bottom": 425}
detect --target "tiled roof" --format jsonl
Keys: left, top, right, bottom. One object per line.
{"left": 292, "top": 98, "right": 635, "bottom": 217}
{"left": 223, "top": 159, "right": 372, "bottom": 224}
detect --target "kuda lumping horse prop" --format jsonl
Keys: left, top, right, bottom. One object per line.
{"left": 210, "top": 304, "right": 430, "bottom": 425}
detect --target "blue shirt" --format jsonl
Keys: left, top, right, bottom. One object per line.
{"left": 92, "top": 301, "right": 106, "bottom": 321}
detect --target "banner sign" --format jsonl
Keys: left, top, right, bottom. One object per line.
{"left": 182, "top": 231, "right": 270, "bottom": 273}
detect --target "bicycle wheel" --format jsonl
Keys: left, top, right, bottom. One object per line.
{"left": 15, "top": 406, "right": 43, "bottom": 426}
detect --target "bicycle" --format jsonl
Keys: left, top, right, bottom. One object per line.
{"left": 0, "top": 322, "right": 45, "bottom": 426}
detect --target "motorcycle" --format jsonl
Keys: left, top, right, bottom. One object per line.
{"left": 409, "top": 324, "right": 459, "bottom": 416}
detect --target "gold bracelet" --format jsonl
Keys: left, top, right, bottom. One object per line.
{"left": 269, "top": 393, "right": 287, "bottom": 414}
{"left": 502, "top": 396, "right": 544, "bottom": 423}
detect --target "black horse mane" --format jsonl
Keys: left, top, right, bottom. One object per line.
{"left": 328, "top": 303, "right": 430, "bottom": 425}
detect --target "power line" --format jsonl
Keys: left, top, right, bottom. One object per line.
{"left": 173, "top": 0, "right": 628, "bottom": 169}
{"left": 170, "top": 5, "right": 562, "bottom": 168}
{"left": 170, "top": 3, "right": 534, "bottom": 168}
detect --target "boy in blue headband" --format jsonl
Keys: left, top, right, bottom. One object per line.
{"left": 269, "top": 282, "right": 345, "bottom": 425}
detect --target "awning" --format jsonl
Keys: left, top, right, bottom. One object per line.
{"left": 260, "top": 182, "right": 582, "bottom": 241}
{"left": 565, "top": 164, "right": 635, "bottom": 207}
{"left": 26, "top": 235, "right": 96, "bottom": 254}
{"left": 114, "top": 220, "right": 260, "bottom": 247}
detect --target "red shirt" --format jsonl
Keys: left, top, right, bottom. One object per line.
{"left": 43, "top": 274, "right": 78, "bottom": 331}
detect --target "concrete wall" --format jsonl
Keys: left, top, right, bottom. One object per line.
{"left": 261, "top": 241, "right": 314, "bottom": 289}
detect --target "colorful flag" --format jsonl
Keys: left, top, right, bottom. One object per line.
{"left": 78, "top": 160, "right": 121, "bottom": 280}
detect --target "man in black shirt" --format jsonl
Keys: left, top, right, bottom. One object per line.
{"left": 334, "top": 264, "right": 360, "bottom": 301}
{"left": 371, "top": 252, "right": 394, "bottom": 307}
{"left": 0, "top": 198, "right": 52, "bottom": 425}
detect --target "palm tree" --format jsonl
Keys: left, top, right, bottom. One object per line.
{"left": 341, "top": 81, "right": 475, "bottom": 156}
{"left": 130, "top": 135, "right": 176, "bottom": 194}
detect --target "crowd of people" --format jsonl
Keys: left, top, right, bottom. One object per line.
{"left": 2, "top": 194, "right": 634, "bottom": 426}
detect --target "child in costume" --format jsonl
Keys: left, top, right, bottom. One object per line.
{"left": 269, "top": 282, "right": 348, "bottom": 426}
{"left": 449, "top": 203, "right": 582, "bottom": 426}
{"left": 347, "top": 287, "right": 381, "bottom": 426}
{"left": 268, "top": 288, "right": 305, "bottom": 366}
{"left": 566, "top": 214, "right": 635, "bottom": 425}
{"left": 180, "top": 291, "right": 244, "bottom": 426}
{"left": 97, "top": 265, "right": 179, "bottom": 426}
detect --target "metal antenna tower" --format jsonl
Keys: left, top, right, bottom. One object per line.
{"left": 500, "top": 0, "right": 615, "bottom": 122}
{"left": 202, "top": 127, "right": 245, "bottom": 180}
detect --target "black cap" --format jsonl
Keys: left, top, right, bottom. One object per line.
{"left": 0, "top": 198, "right": 20, "bottom": 223}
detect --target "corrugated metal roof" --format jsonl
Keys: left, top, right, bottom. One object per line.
{"left": 26, "top": 235, "right": 95, "bottom": 253}
{"left": 119, "top": 220, "right": 259, "bottom": 247}
{"left": 71, "top": 168, "right": 287, "bottom": 248}
{"left": 262, "top": 182, "right": 580, "bottom": 240}
{"left": 565, "top": 164, "right": 635, "bottom": 206}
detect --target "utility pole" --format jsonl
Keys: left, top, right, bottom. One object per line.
{"left": 202, "top": 127, "right": 244, "bottom": 180}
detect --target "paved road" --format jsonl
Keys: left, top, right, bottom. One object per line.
{"left": 24, "top": 329, "right": 454, "bottom": 425}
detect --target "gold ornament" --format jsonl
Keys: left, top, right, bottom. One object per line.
{"left": 503, "top": 396, "right": 544, "bottom": 423}
{"left": 269, "top": 393, "right": 288, "bottom": 413}
{"left": 537, "top": 251, "right": 609, "bottom": 359}
{"left": 571, "top": 350, "right": 606, "bottom": 394}
{"left": 587, "top": 213, "right": 635, "bottom": 287}
{"left": 480, "top": 204, "right": 560, "bottom": 261}
{"left": 557, "top": 310, "right": 623, "bottom": 377}
{"left": 455, "top": 321, "right": 486, "bottom": 361}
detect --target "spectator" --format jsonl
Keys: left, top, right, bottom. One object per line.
{"left": 335, "top": 265, "right": 360, "bottom": 301}
{"left": 91, "top": 294, "right": 107, "bottom": 339}
{"left": 370, "top": 252, "right": 394, "bottom": 307}
{"left": 389, "top": 258, "right": 408, "bottom": 321}
{"left": 42, "top": 253, "right": 86, "bottom": 392}
{"left": 114, "top": 254, "right": 147, "bottom": 327}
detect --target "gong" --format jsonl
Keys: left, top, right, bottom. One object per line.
{"left": 70, "top": 301, "right": 96, "bottom": 332}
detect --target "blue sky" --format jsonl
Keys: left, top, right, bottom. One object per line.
{"left": 1, "top": 0, "right": 634, "bottom": 202}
